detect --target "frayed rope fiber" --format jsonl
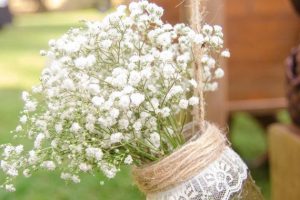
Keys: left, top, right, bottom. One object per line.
{"left": 132, "top": 123, "right": 227, "bottom": 194}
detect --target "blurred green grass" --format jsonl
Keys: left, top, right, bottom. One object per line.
{"left": 0, "top": 9, "right": 275, "bottom": 200}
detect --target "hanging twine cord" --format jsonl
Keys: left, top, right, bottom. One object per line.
{"left": 191, "top": 0, "right": 206, "bottom": 132}
{"left": 132, "top": 123, "right": 227, "bottom": 194}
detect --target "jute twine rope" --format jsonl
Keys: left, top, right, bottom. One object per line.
{"left": 132, "top": 123, "right": 227, "bottom": 194}
{"left": 191, "top": 0, "right": 206, "bottom": 132}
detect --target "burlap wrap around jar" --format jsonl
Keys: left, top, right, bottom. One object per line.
{"left": 132, "top": 123, "right": 263, "bottom": 200}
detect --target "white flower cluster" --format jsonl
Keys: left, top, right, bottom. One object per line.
{"left": 0, "top": 1, "right": 229, "bottom": 192}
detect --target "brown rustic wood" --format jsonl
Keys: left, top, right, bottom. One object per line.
{"left": 149, "top": 0, "right": 184, "bottom": 25}
{"left": 228, "top": 98, "right": 287, "bottom": 114}
{"left": 268, "top": 123, "right": 300, "bottom": 200}
{"left": 226, "top": 0, "right": 300, "bottom": 101}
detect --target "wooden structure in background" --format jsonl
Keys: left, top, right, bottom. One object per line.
{"left": 152, "top": 0, "right": 300, "bottom": 126}
{"left": 226, "top": 0, "right": 299, "bottom": 112}
{"left": 269, "top": 124, "right": 300, "bottom": 200}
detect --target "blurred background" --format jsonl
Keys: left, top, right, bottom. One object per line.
{"left": 0, "top": 0, "right": 299, "bottom": 199}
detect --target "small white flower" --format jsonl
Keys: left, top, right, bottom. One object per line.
{"left": 160, "top": 50, "right": 173, "bottom": 61}
{"left": 221, "top": 50, "right": 230, "bottom": 58}
{"left": 0, "top": 160, "right": 9, "bottom": 171}
{"left": 41, "top": 161, "right": 56, "bottom": 171}
{"left": 194, "top": 34, "right": 204, "bottom": 44}
{"left": 61, "top": 172, "right": 71, "bottom": 180}
{"left": 129, "top": 55, "right": 139, "bottom": 63}
{"left": 62, "top": 79, "right": 75, "bottom": 90}
{"left": 157, "top": 32, "right": 172, "bottom": 46}
{"left": 21, "top": 91, "right": 29, "bottom": 101}
{"left": 70, "top": 123, "right": 81, "bottom": 133}
{"left": 163, "top": 64, "right": 175, "bottom": 78}
{"left": 130, "top": 93, "right": 145, "bottom": 107}
{"left": 110, "top": 132, "right": 124, "bottom": 144}
{"left": 3, "top": 145, "right": 14, "bottom": 158}
{"left": 88, "top": 84, "right": 100, "bottom": 95}
{"left": 189, "top": 79, "right": 198, "bottom": 88}
{"left": 201, "top": 54, "right": 209, "bottom": 63}
{"left": 119, "top": 95, "right": 130, "bottom": 108}
{"left": 133, "top": 121, "right": 142, "bottom": 131}
{"left": 179, "top": 99, "right": 189, "bottom": 109}
{"left": 5, "top": 184, "right": 16, "bottom": 192}
{"left": 92, "top": 96, "right": 105, "bottom": 107}
{"left": 189, "top": 96, "right": 199, "bottom": 106}
{"left": 15, "top": 145, "right": 23, "bottom": 154}
{"left": 86, "top": 54, "right": 96, "bottom": 66}
{"left": 28, "top": 150, "right": 38, "bottom": 164}
{"left": 23, "top": 169, "right": 31, "bottom": 178}
{"left": 40, "top": 50, "right": 47, "bottom": 56}
{"left": 167, "top": 85, "right": 183, "bottom": 99}
{"left": 150, "top": 132, "right": 160, "bottom": 149}
{"left": 20, "top": 115, "right": 27, "bottom": 124}
{"left": 109, "top": 108, "right": 120, "bottom": 119}
{"left": 86, "top": 147, "right": 103, "bottom": 161}
{"left": 7, "top": 168, "right": 18, "bottom": 177}
{"left": 124, "top": 155, "right": 133, "bottom": 165}
{"left": 214, "top": 25, "right": 222, "bottom": 32}
{"left": 74, "top": 57, "right": 87, "bottom": 69}
{"left": 15, "top": 125, "right": 22, "bottom": 132}
{"left": 25, "top": 101, "right": 37, "bottom": 112}
{"left": 51, "top": 139, "right": 58, "bottom": 148}
{"left": 118, "top": 119, "right": 129, "bottom": 129}
{"left": 203, "top": 24, "right": 213, "bottom": 34}
{"left": 85, "top": 123, "right": 95, "bottom": 131}
{"left": 207, "top": 58, "right": 216, "bottom": 67}
{"left": 205, "top": 82, "right": 218, "bottom": 91}
{"left": 211, "top": 36, "right": 223, "bottom": 46}
{"left": 140, "top": 112, "right": 150, "bottom": 119}
{"left": 79, "top": 163, "right": 92, "bottom": 172}
{"left": 34, "top": 133, "right": 45, "bottom": 149}
{"left": 55, "top": 123, "right": 63, "bottom": 134}
{"left": 100, "top": 39, "right": 112, "bottom": 49}
{"left": 71, "top": 175, "right": 81, "bottom": 183}
{"left": 128, "top": 71, "right": 141, "bottom": 86}
{"left": 161, "top": 107, "right": 171, "bottom": 117}
{"left": 48, "top": 39, "right": 56, "bottom": 47}
{"left": 150, "top": 98, "right": 159, "bottom": 109}
{"left": 215, "top": 68, "right": 224, "bottom": 78}
{"left": 122, "top": 86, "right": 134, "bottom": 94}
{"left": 101, "top": 164, "right": 117, "bottom": 179}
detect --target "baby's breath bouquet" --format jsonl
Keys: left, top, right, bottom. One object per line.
{"left": 0, "top": 1, "right": 231, "bottom": 195}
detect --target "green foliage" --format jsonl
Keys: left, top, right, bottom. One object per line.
{"left": 231, "top": 112, "right": 267, "bottom": 161}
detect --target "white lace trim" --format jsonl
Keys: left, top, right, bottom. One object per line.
{"left": 147, "top": 147, "right": 248, "bottom": 200}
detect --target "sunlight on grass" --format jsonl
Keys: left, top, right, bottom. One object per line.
{"left": 0, "top": 9, "right": 107, "bottom": 90}
{"left": 0, "top": 54, "right": 43, "bottom": 88}
{"left": 231, "top": 112, "right": 267, "bottom": 161}
{"left": 15, "top": 9, "right": 110, "bottom": 27}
